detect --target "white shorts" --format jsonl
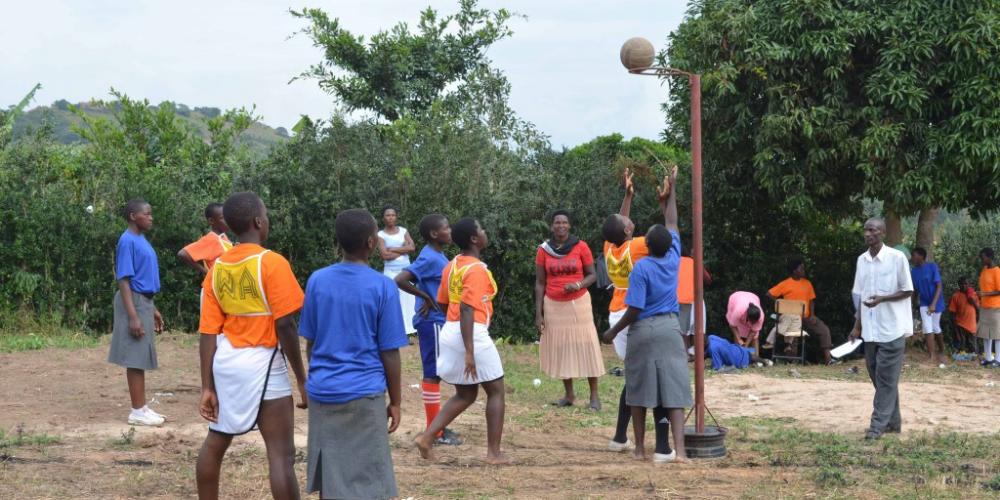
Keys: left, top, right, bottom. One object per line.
{"left": 264, "top": 351, "right": 292, "bottom": 400}
{"left": 919, "top": 306, "right": 942, "bottom": 334}
{"left": 436, "top": 321, "right": 504, "bottom": 385}
{"left": 210, "top": 335, "right": 291, "bottom": 435}
{"left": 609, "top": 310, "right": 629, "bottom": 360}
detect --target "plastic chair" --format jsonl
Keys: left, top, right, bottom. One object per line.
{"left": 772, "top": 299, "right": 807, "bottom": 364}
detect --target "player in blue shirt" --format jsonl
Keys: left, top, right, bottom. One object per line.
{"left": 108, "top": 198, "right": 165, "bottom": 427}
{"left": 394, "top": 214, "right": 462, "bottom": 446}
{"left": 602, "top": 167, "right": 691, "bottom": 464}
{"left": 298, "top": 208, "right": 409, "bottom": 500}
{"left": 910, "top": 247, "right": 947, "bottom": 365}
{"left": 705, "top": 335, "right": 767, "bottom": 370}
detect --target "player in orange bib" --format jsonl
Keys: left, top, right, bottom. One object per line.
{"left": 195, "top": 192, "right": 308, "bottom": 500}
{"left": 602, "top": 167, "right": 648, "bottom": 453}
{"left": 414, "top": 217, "right": 509, "bottom": 465}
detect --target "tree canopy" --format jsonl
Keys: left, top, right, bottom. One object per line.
{"left": 292, "top": 0, "right": 516, "bottom": 122}
{"left": 664, "top": 0, "right": 1000, "bottom": 219}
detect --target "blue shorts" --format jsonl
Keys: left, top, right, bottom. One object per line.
{"left": 416, "top": 320, "right": 442, "bottom": 380}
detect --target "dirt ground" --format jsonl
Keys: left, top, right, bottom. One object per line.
{"left": 1, "top": 333, "right": 999, "bottom": 499}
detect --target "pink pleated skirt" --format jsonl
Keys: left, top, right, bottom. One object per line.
{"left": 539, "top": 292, "right": 606, "bottom": 379}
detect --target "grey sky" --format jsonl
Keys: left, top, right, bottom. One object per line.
{"left": 1, "top": 0, "right": 687, "bottom": 147}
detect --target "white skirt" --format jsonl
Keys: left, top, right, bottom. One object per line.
{"left": 209, "top": 334, "right": 291, "bottom": 435}
{"left": 436, "top": 321, "right": 504, "bottom": 385}
{"left": 383, "top": 268, "right": 416, "bottom": 334}
{"left": 609, "top": 310, "right": 630, "bottom": 360}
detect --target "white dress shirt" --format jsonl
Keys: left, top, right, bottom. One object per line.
{"left": 852, "top": 245, "right": 914, "bottom": 343}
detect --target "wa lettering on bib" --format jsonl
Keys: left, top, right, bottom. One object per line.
{"left": 212, "top": 250, "right": 272, "bottom": 317}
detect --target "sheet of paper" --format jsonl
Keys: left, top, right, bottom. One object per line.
{"left": 831, "top": 338, "right": 863, "bottom": 359}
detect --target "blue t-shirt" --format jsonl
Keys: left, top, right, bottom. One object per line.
{"left": 707, "top": 335, "right": 752, "bottom": 370}
{"left": 115, "top": 230, "right": 160, "bottom": 294}
{"left": 624, "top": 229, "right": 681, "bottom": 320}
{"left": 403, "top": 245, "right": 448, "bottom": 327}
{"left": 298, "top": 262, "right": 409, "bottom": 404}
{"left": 911, "top": 262, "right": 945, "bottom": 310}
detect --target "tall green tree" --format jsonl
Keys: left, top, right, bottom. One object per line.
{"left": 665, "top": 0, "right": 1000, "bottom": 253}
{"left": 292, "top": 0, "right": 516, "bottom": 122}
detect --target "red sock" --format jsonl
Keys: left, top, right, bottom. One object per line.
{"left": 421, "top": 381, "right": 442, "bottom": 437}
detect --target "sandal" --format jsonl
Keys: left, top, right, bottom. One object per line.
{"left": 551, "top": 398, "right": 574, "bottom": 407}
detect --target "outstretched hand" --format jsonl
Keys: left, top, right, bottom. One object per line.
{"left": 656, "top": 165, "right": 678, "bottom": 203}
{"left": 623, "top": 167, "right": 634, "bottom": 195}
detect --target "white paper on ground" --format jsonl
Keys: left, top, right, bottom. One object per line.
{"left": 831, "top": 338, "right": 863, "bottom": 359}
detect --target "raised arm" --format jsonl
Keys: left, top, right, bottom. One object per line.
{"left": 619, "top": 167, "right": 635, "bottom": 217}
{"left": 657, "top": 166, "right": 679, "bottom": 231}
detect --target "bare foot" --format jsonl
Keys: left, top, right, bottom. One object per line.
{"left": 632, "top": 448, "right": 646, "bottom": 461}
{"left": 485, "top": 452, "right": 512, "bottom": 465}
{"left": 414, "top": 433, "right": 436, "bottom": 461}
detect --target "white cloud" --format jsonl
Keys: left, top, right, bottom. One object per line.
{"left": 1, "top": 0, "right": 687, "bottom": 147}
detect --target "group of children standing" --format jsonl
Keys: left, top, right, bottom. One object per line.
{"left": 109, "top": 192, "right": 511, "bottom": 499}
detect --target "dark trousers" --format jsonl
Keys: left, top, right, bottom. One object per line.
{"left": 802, "top": 316, "right": 833, "bottom": 349}
{"left": 863, "top": 336, "right": 905, "bottom": 433}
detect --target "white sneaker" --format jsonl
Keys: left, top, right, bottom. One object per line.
{"left": 608, "top": 439, "right": 634, "bottom": 452}
{"left": 143, "top": 406, "right": 166, "bottom": 421}
{"left": 128, "top": 409, "right": 164, "bottom": 427}
{"left": 653, "top": 450, "right": 677, "bottom": 463}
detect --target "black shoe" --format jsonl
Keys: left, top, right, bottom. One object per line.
{"left": 864, "top": 430, "right": 883, "bottom": 441}
{"left": 435, "top": 428, "right": 463, "bottom": 446}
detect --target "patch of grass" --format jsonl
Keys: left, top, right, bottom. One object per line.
{"left": 983, "top": 473, "right": 1000, "bottom": 492}
{"left": 500, "top": 343, "right": 627, "bottom": 429}
{"left": 724, "top": 415, "right": 1000, "bottom": 495}
{"left": 0, "top": 330, "right": 97, "bottom": 353}
{"left": 0, "top": 425, "right": 61, "bottom": 450}
{"left": 109, "top": 427, "right": 136, "bottom": 450}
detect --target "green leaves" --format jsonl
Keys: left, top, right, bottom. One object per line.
{"left": 291, "top": 0, "right": 516, "bottom": 122}
{"left": 667, "top": 0, "right": 1000, "bottom": 217}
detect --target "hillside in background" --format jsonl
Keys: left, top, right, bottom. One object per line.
{"left": 12, "top": 100, "right": 289, "bottom": 154}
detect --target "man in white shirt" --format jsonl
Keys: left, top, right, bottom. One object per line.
{"left": 849, "top": 217, "right": 914, "bottom": 440}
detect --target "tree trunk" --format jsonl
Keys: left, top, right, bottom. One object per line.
{"left": 915, "top": 207, "right": 940, "bottom": 261}
{"left": 885, "top": 209, "right": 904, "bottom": 247}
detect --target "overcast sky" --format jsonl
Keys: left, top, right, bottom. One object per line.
{"left": 1, "top": 1, "right": 687, "bottom": 148}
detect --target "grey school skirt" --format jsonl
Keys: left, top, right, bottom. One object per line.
{"left": 107, "top": 290, "right": 158, "bottom": 370}
{"left": 624, "top": 314, "right": 692, "bottom": 409}
{"left": 978, "top": 308, "right": 1000, "bottom": 340}
{"left": 307, "top": 393, "right": 397, "bottom": 500}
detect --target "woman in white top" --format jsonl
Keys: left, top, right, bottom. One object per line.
{"left": 378, "top": 206, "right": 417, "bottom": 334}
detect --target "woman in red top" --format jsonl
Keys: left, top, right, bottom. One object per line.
{"left": 534, "top": 210, "right": 606, "bottom": 410}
